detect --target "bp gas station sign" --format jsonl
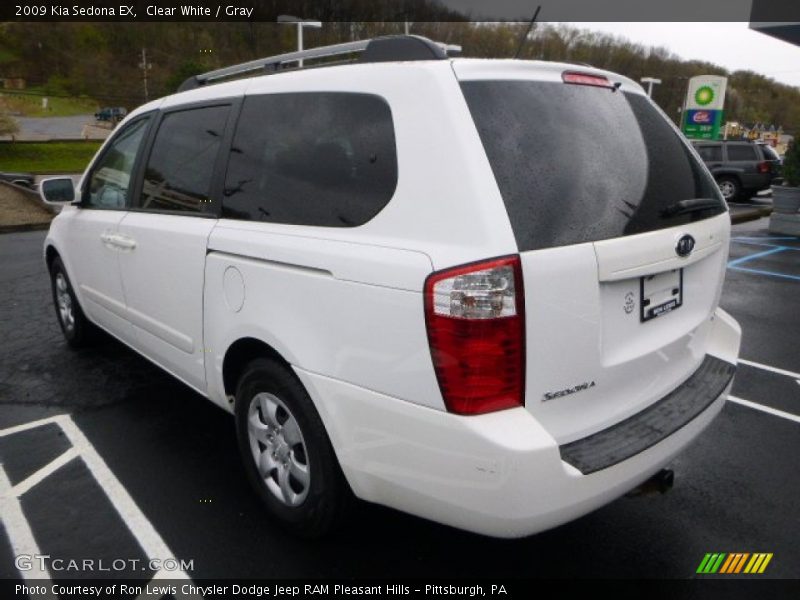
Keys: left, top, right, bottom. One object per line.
{"left": 682, "top": 75, "right": 727, "bottom": 140}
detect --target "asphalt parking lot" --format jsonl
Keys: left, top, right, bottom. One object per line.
{"left": 0, "top": 218, "right": 798, "bottom": 584}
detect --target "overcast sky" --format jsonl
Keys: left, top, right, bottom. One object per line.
{"left": 567, "top": 22, "right": 800, "bottom": 88}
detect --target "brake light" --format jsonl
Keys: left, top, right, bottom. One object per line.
{"left": 757, "top": 161, "right": 770, "bottom": 174}
{"left": 562, "top": 71, "right": 613, "bottom": 89}
{"left": 423, "top": 256, "right": 525, "bottom": 415}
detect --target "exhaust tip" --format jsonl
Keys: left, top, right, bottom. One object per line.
{"left": 627, "top": 469, "right": 674, "bottom": 497}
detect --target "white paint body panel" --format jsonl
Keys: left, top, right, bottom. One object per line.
{"left": 295, "top": 308, "right": 739, "bottom": 538}
{"left": 202, "top": 241, "right": 441, "bottom": 411}
{"left": 117, "top": 212, "right": 215, "bottom": 392}
{"left": 52, "top": 207, "right": 130, "bottom": 338}
{"left": 43, "top": 56, "right": 742, "bottom": 538}
{"left": 520, "top": 213, "right": 731, "bottom": 443}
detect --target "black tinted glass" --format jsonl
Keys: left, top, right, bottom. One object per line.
{"left": 86, "top": 117, "right": 150, "bottom": 209}
{"left": 697, "top": 145, "right": 723, "bottom": 162}
{"left": 760, "top": 145, "right": 780, "bottom": 161}
{"left": 138, "top": 105, "right": 229, "bottom": 213}
{"left": 223, "top": 93, "right": 397, "bottom": 227}
{"left": 727, "top": 144, "right": 758, "bottom": 161}
{"left": 460, "top": 81, "right": 724, "bottom": 252}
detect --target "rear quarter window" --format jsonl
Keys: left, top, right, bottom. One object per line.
{"left": 460, "top": 80, "right": 724, "bottom": 252}
{"left": 760, "top": 145, "right": 780, "bottom": 161}
{"left": 222, "top": 92, "right": 397, "bottom": 227}
{"left": 727, "top": 144, "right": 759, "bottom": 161}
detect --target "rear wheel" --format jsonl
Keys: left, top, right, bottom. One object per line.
{"left": 49, "top": 256, "right": 95, "bottom": 348}
{"left": 717, "top": 176, "right": 741, "bottom": 202}
{"left": 234, "top": 358, "right": 351, "bottom": 537}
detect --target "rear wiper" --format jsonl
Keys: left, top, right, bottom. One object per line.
{"left": 661, "top": 198, "right": 721, "bottom": 218}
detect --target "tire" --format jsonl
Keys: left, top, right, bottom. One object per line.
{"left": 716, "top": 176, "right": 741, "bottom": 202}
{"left": 49, "top": 256, "right": 95, "bottom": 348}
{"left": 234, "top": 358, "right": 351, "bottom": 538}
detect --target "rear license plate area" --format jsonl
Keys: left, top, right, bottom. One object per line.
{"left": 640, "top": 269, "right": 683, "bottom": 322}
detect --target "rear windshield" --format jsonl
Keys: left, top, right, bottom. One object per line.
{"left": 460, "top": 80, "right": 725, "bottom": 252}
{"left": 760, "top": 145, "right": 780, "bottom": 161}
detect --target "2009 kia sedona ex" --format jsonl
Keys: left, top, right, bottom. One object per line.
{"left": 41, "top": 36, "right": 741, "bottom": 538}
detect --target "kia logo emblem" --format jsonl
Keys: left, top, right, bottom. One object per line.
{"left": 676, "top": 234, "right": 695, "bottom": 257}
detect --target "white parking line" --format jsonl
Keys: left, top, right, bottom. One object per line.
{"left": 11, "top": 447, "right": 79, "bottom": 497}
{"left": 0, "top": 415, "right": 200, "bottom": 598}
{"left": 0, "top": 466, "right": 57, "bottom": 598}
{"left": 728, "top": 395, "right": 800, "bottom": 425}
{"left": 0, "top": 415, "right": 65, "bottom": 438}
{"left": 738, "top": 358, "right": 800, "bottom": 381}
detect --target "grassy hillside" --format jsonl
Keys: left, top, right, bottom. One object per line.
{"left": 0, "top": 90, "right": 98, "bottom": 117}
{"left": 0, "top": 141, "right": 101, "bottom": 172}
{"left": 0, "top": 21, "right": 798, "bottom": 132}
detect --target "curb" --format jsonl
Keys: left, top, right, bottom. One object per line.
{"left": 731, "top": 207, "right": 772, "bottom": 225}
{"left": 0, "top": 222, "right": 51, "bottom": 234}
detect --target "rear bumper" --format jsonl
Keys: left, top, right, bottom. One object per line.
{"left": 560, "top": 354, "right": 735, "bottom": 475}
{"left": 742, "top": 173, "right": 775, "bottom": 192}
{"left": 295, "top": 308, "right": 741, "bottom": 538}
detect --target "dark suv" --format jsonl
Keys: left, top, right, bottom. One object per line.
{"left": 691, "top": 140, "right": 781, "bottom": 201}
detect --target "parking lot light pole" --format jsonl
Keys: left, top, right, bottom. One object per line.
{"left": 641, "top": 77, "right": 662, "bottom": 98}
{"left": 277, "top": 15, "right": 323, "bottom": 67}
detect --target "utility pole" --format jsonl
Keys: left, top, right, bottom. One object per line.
{"left": 139, "top": 48, "right": 152, "bottom": 102}
{"left": 277, "top": 15, "right": 322, "bottom": 67}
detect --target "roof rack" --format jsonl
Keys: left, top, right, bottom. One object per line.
{"left": 177, "top": 35, "right": 461, "bottom": 92}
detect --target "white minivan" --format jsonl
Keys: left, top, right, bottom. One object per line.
{"left": 41, "top": 35, "right": 741, "bottom": 538}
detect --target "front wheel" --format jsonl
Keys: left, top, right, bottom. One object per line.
{"left": 49, "top": 256, "right": 95, "bottom": 348}
{"left": 234, "top": 358, "right": 351, "bottom": 537}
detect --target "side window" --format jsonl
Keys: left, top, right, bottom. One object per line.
{"left": 727, "top": 144, "right": 758, "bottom": 161}
{"left": 760, "top": 145, "right": 780, "bottom": 161}
{"left": 222, "top": 92, "right": 397, "bottom": 227}
{"left": 136, "top": 105, "right": 230, "bottom": 214}
{"left": 697, "top": 145, "right": 722, "bottom": 162}
{"left": 85, "top": 117, "right": 150, "bottom": 209}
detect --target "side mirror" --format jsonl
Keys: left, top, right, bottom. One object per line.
{"left": 39, "top": 177, "right": 76, "bottom": 205}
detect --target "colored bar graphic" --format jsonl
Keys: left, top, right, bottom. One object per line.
{"left": 719, "top": 554, "right": 736, "bottom": 573}
{"left": 758, "top": 553, "right": 773, "bottom": 573}
{"left": 723, "top": 553, "right": 749, "bottom": 573}
{"left": 697, "top": 553, "right": 727, "bottom": 573}
{"left": 696, "top": 553, "right": 714, "bottom": 573}
{"left": 699, "top": 552, "right": 773, "bottom": 574}
{"left": 744, "top": 554, "right": 761, "bottom": 573}
{"left": 734, "top": 553, "right": 750, "bottom": 573}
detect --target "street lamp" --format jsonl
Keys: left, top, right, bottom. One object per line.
{"left": 640, "top": 76, "right": 662, "bottom": 97}
{"left": 277, "top": 15, "right": 322, "bottom": 67}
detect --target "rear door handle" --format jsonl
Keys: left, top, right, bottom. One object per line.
{"left": 112, "top": 234, "right": 137, "bottom": 250}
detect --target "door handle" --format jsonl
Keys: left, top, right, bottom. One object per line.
{"left": 99, "top": 232, "right": 136, "bottom": 250}
{"left": 112, "top": 234, "right": 137, "bottom": 250}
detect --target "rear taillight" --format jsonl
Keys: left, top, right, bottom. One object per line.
{"left": 757, "top": 161, "right": 770, "bottom": 174}
{"left": 423, "top": 255, "right": 525, "bottom": 415}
